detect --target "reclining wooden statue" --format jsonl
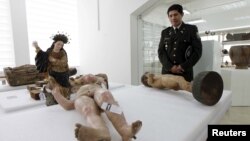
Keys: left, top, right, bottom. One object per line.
{"left": 4, "top": 64, "right": 45, "bottom": 86}
{"left": 141, "top": 72, "right": 192, "bottom": 92}
{"left": 51, "top": 73, "right": 142, "bottom": 141}
{"left": 3, "top": 64, "right": 77, "bottom": 87}
{"left": 141, "top": 71, "right": 224, "bottom": 106}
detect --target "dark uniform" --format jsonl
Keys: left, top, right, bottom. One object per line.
{"left": 158, "top": 22, "right": 202, "bottom": 82}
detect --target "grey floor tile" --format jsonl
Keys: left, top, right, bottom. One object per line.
{"left": 220, "top": 106, "right": 250, "bottom": 124}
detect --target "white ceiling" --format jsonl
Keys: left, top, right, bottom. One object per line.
{"left": 142, "top": 0, "right": 250, "bottom": 34}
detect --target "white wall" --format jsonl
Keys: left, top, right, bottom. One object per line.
{"left": 78, "top": 0, "right": 151, "bottom": 84}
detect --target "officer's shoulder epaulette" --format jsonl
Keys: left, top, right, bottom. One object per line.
{"left": 183, "top": 23, "right": 197, "bottom": 29}
{"left": 162, "top": 26, "right": 172, "bottom": 32}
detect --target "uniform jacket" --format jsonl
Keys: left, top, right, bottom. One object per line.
{"left": 158, "top": 22, "right": 202, "bottom": 82}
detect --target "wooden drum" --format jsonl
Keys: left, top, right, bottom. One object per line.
{"left": 192, "top": 71, "right": 223, "bottom": 106}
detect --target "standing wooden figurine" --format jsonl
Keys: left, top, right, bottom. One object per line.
{"left": 33, "top": 33, "right": 71, "bottom": 106}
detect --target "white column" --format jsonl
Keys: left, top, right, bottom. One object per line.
{"left": 9, "top": 0, "right": 30, "bottom": 66}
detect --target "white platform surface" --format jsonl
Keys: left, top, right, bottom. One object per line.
{"left": 0, "top": 85, "right": 231, "bottom": 141}
{"left": 0, "top": 89, "right": 45, "bottom": 112}
{"left": 0, "top": 84, "right": 27, "bottom": 92}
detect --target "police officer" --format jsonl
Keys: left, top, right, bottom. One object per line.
{"left": 158, "top": 4, "right": 202, "bottom": 82}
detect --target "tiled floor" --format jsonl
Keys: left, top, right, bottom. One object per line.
{"left": 220, "top": 106, "right": 250, "bottom": 124}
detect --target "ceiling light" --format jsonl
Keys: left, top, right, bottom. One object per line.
{"left": 183, "top": 9, "right": 190, "bottom": 15}
{"left": 211, "top": 25, "right": 250, "bottom": 33}
{"left": 222, "top": 1, "right": 246, "bottom": 10}
{"left": 234, "top": 16, "right": 250, "bottom": 21}
{"left": 187, "top": 18, "right": 206, "bottom": 24}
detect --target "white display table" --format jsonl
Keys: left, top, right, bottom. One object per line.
{"left": 0, "top": 84, "right": 27, "bottom": 92}
{"left": 0, "top": 85, "right": 232, "bottom": 141}
{"left": 221, "top": 68, "right": 250, "bottom": 106}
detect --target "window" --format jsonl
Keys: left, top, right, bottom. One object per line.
{"left": 142, "top": 21, "right": 164, "bottom": 74}
{"left": 26, "top": 0, "right": 80, "bottom": 66}
{"left": 0, "top": 0, "right": 15, "bottom": 73}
